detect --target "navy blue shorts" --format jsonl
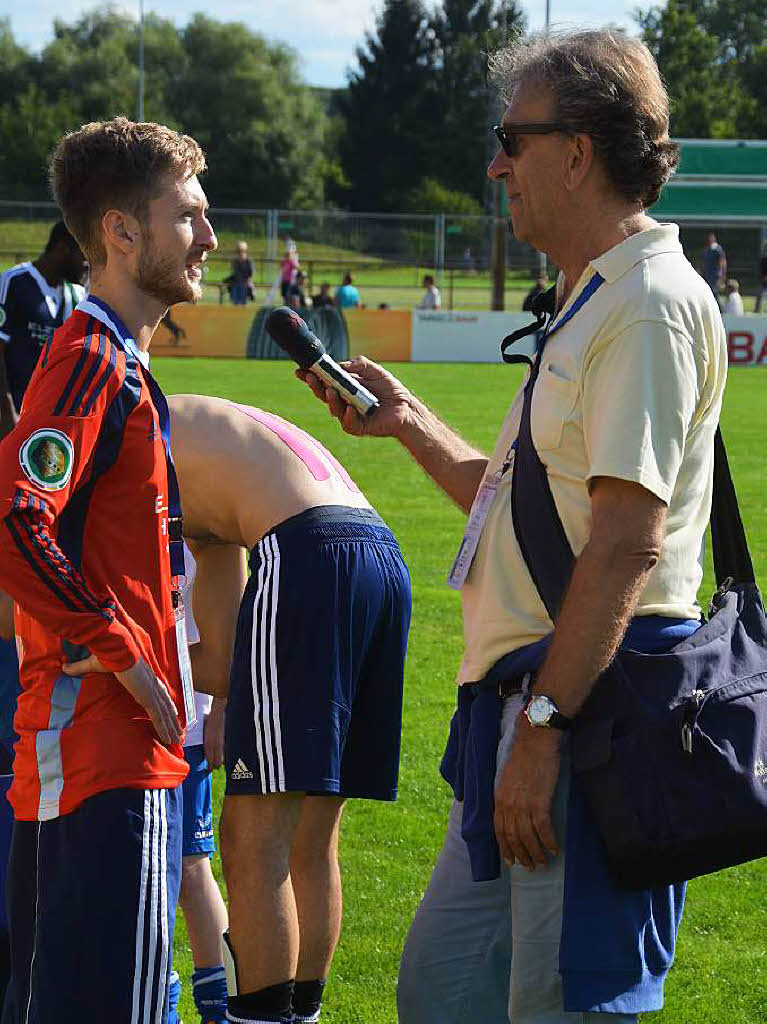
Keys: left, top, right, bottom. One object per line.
{"left": 225, "top": 506, "right": 411, "bottom": 800}
{"left": 0, "top": 763, "right": 11, "bottom": 1002}
{"left": 182, "top": 744, "right": 214, "bottom": 858}
{"left": 2, "top": 786, "right": 181, "bottom": 1023}
{"left": 0, "top": 769, "right": 11, "bottom": 933}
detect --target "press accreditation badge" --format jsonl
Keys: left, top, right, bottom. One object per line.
{"left": 174, "top": 595, "right": 197, "bottom": 729}
{"left": 446, "top": 470, "right": 503, "bottom": 590}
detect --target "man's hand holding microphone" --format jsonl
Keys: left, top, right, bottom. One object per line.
{"left": 265, "top": 306, "right": 415, "bottom": 440}
{"left": 266, "top": 305, "right": 485, "bottom": 513}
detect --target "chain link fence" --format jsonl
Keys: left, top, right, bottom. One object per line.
{"left": 1, "top": 200, "right": 764, "bottom": 310}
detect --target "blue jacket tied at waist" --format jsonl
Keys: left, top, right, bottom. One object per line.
{"left": 440, "top": 615, "right": 698, "bottom": 1014}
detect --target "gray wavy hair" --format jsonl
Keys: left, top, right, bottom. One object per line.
{"left": 489, "top": 30, "right": 679, "bottom": 208}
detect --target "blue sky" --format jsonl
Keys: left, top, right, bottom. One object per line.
{"left": 3, "top": 1, "right": 657, "bottom": 88}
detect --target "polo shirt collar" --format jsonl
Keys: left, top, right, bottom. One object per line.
{"left": 76, "top": 295, "right": 150, "bottom": 368}
{"left": 589, "top": 222, "right": 682, "bottom": 285}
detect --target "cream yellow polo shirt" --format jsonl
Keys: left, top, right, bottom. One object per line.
{"left": 458, "top": 223, "right": 727, "bottom": 684}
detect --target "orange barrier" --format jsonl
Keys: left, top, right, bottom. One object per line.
{"left": 146, "top": 304, "right": 767, "bottom": 366}
{"left": 149, "top": 304, "right": 414, "bottom": 362}
{"left": 344, "top": 309, "right": 412, "bottom": 362}
{"left": 150, "top": 304, "right": 252, "bottom": 358}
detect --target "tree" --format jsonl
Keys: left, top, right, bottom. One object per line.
{"left": 0, "top": 8, "right": 333, "bottom": 206}
{"left": 170, "top": 16, "right": 329, "bottom": 208}
{"left": 738, "top": 44, "right": 767, "bottom": 135}
{"left": 338, "top": 0, "right": 443, "bottom": 211}
{"left": 338, "top": 0, "right": 525, "bottom": 211}
{"left": 637, "top": 0, "right": 767, "bottom": 137}
{"left": 0, "top": 85, "right": 79, "bottom": 199}
{"left": 403, "top": 177, "right": 484, "bottom": 214}
{"left": 34, "top": 9, "right": 190, "bottom": 127}
{"left": 431, "top": 1, "right": 525, "bottom": 203}
{"left": 0, "top": 17, "right": 32, "bottom": 100}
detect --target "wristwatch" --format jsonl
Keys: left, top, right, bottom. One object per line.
{"left": 524, "top": 694, "right": 572, "bottom": 730}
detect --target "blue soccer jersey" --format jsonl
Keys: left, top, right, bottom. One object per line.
{"left": 0, "top": 262, "right": 85, "bottom": 413}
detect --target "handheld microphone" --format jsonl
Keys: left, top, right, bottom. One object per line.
{"left": 265, "top": 307, "right": 380, "bottom": 417}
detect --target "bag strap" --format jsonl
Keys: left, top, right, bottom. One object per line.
{"left": 710, "top": 426, "right": 755, "bottom": 585}
{"left": 509, "top": 320, "right": 574, "bottom": 622}
{"left": 508, "top": 325, "right": 754, "bottom": 622}
{"left": 500, "top": 286, "right": 557, "bottom": 367}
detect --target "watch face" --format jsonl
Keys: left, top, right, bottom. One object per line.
{"left": 527, "top": 695, "right": 552, "bottom": 726}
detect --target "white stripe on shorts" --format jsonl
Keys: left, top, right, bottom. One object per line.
{"left": 267, "top": 534, "right": 285, "bottom": 791}
{"left": 131, "top": 790, "right": 152, "bottom": 1024}
{"left": 126, "top": 789, "right": 171, "bottom": 1024}
{"left": 250, "top": 540, "right": 269, "bottom": 792}
{"left": 153, "top": 790, "right": 169, "bottom": 1024}
{"left": 142, "top": 790, "right": 161, "bottom": 1024}
{"left": 258, "top": 537, "right": 276, "bottom": 789}
{"left": 250, "top": 534, "right": 285, "bottom": 793}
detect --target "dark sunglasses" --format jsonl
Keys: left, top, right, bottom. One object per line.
{"left": 492, "top": 122, "right": 582, "bottom": 158}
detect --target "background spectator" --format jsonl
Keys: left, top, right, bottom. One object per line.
{"left": 723, "top": 279, "right": 744, "bottom": 315}
{"left": 417, "top": 274, "right": 441, "bottom": 310}
{"left": 335, "top": 273, "right": 360, "bottom": 310}
{"left": 755, "top": 242, "right": 767, "bottom": 313}
{"left": 229, "top": 241, "right": 253, "bottom": 305}
{"left": 280, "top": 242, "right": 299, "bottom": 300}
{"left": 312, "top": 282, "right": 335, "bottom": 309}
{"left": 287, "top": 269, "right": 309, "bottom": 310}
{"left": 702, "top": 231, "right": 727, "bottom": 305}
{"left": 522, "top": 274, "right": 549, "bottom": 311}
{"left": 0, "top": 221, "right": 87, "bottom": 437}
{"left": 160, "top": 311, "right": 187, "bottom": 343}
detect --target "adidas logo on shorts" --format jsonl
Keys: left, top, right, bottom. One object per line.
{"left": 230, "top": 758, "right": 254, "bottom": 781}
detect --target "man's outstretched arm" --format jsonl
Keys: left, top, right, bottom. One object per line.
{"left": 300, "top": 356, "right": 488, "bottom": 513}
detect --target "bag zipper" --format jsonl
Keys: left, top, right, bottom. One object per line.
{"left": 680, "top": 673, "right": 767, "bottom": 754}
{"left": 681, "top": 689, "right": 706, "bottom": 753}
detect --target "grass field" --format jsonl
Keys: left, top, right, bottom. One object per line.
{"left": 149, "top": 358, "right": 767, "bottom": 1024}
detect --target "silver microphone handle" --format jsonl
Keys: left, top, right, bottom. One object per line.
{"left": 310, "top": 357, "right": 380, "bottom": 417}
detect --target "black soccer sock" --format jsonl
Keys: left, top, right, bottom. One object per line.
{"left": 292, "top": 978, "right": 326, "bottom": 1022}
{"left": 227, "top": 979, "right": 295, "bottom": 1023}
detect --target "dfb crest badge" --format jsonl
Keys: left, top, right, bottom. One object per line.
{"left": 19, "top": 429, "right": 74, "bottom": 491}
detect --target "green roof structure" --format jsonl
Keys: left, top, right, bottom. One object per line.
{"left": 650, "top": 140, "right": 767, "bottom": 225}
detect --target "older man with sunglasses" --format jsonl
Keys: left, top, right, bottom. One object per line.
{"left": 301, "top": 28, "right": 726, "bottom": 1024}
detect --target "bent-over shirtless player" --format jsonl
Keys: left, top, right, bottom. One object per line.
{"left": 170, "top": 394, "right": 411, "bottom": 1024}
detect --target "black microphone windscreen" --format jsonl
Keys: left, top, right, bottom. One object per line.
{"left": 265, "top": 307, "right": 325, "bottom": 368}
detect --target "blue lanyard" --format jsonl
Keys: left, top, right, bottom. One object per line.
{"left": 539, "top": 271, "right": 604, "bottom": 348}
{"left": 137, "top": 363, "right": 186, "bottom": 581}
{"left": 87, "top": 298, "right": 185, "bottom": 582}
{"left": 499, "top": 272, "right": 605, "bottom": 476}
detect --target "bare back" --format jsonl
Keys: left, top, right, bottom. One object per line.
{"left": 169, "top": 394, "right": 371, "bottom": 549}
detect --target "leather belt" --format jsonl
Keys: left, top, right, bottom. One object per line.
{"left": 499, "top": 671, "right": 534, "bottom": 700}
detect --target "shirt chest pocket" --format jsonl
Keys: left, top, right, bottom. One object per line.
{"left": 530, "top": 356, "right": 579, "bottom": 451}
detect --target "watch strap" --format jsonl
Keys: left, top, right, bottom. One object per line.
{"left": 525, "top": 694, "right": 572, "bottom": 730}
{"left": 548, "top": 707, "right": 571, "bottom": 730}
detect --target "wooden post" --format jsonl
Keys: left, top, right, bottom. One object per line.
{"left": 491, "top": 183, "right": 506, "bottom": 311}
